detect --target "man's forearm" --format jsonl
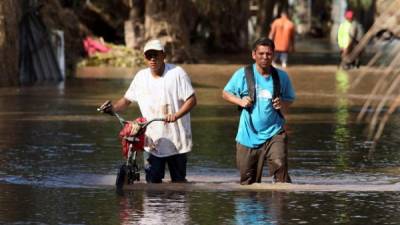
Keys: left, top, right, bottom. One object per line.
{"left": 222, "top": 91, "right": 241, "bottom": 106}
{"left": 112, "top": 97, "right": 131, "bottom": 112}
{"left": 175, "top": 94, "right": 197, "bottom": 119}
{"left": 281, "top": 101, "right": 293, "bottom": 115}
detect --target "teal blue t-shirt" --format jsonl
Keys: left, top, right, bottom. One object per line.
{"left": 224, "top": 64, "right": 296, "bottom": 148}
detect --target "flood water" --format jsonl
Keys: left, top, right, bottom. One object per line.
{"left": 1, "top": 67, "right": 400, "bottom": 225}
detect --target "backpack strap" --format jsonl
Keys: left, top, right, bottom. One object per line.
{"left": 245, "top": 65, "right": 255, "bottom": 102}
{"left": 242, "top": 65, "right": 284, "bottom": 119}
{"left": 270, "top": 66, "right": 280, "bottom": 99}
{"left": 270, "top": 66, "right": 285, "bottom": 119}
{"left": 237, "top": 65, "right": 255, "bottom": 112}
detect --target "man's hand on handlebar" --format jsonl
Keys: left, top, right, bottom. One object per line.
{"left": 98, "top": 100, "right": 114, "bottom": 115}
{"left": 165, "top": 114, "right": 177, "bottom": 123}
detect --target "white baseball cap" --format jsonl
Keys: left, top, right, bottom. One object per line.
{"left": 143, "top": 39, "right": 164, "bottom": 53}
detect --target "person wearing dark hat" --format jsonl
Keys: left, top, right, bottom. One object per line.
{"left": 338, "top": 10, "right": 363, "bottom": 69}
{"left": 99, "top": 39, "right": 197, "bottom": 183}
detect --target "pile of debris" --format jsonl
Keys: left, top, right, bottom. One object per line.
{"left": 39, "top": 0, "right": 145, "bottom": 71}
{"left": 78, "top": 37, "right": 144, "bottom": 68}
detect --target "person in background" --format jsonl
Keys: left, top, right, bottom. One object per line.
{"left": 268, "top": 10, "right": 296, "bottom": 68}
{"left": 99, "top": 39, "right": 196, "bottom": 183}
{"left": 337, "top": 9, "right": 364, "bottom": 69}
{"left": 222, "top": 37, "right": 296, "bottom": 185}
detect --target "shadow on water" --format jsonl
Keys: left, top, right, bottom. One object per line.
{"left": 1, "top": 67, "right": 400, "bottom": 224}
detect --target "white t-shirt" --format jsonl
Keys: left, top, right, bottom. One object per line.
{"left": 124, "top": 63, "right": 194, "bottom": 157}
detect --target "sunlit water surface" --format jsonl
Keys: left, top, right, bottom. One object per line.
{"left": 1, "top": 68, "right": 400, "bottom": 224}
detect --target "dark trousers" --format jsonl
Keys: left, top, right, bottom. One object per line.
{"left": 145, "top": 153, "right": 187, "bottom": 183}
{"left": 236, "top": 131, "right": 291, "bottom": 185}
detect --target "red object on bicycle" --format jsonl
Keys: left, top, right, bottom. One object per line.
{"left": 119, "top": 117, "right": 147, "bottom": 158}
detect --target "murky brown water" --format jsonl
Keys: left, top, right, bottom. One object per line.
{"left": 1, "top": 66, "right": 400, "bottom": 224}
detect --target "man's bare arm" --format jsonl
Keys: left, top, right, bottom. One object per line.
{"left": 112, "top": 97, "right": 131, "bottom": 113}
{"left": 268, "top": 23, "right": 276, "bottom": 39}
{"left": 166, "top": 94, "right": 197, "bottom": 122}
{"left": 281, "top": 101, "right": 293, "bottom": 115}
{"left": 272, "top": 97, "right": 293, "bottom": 116}
{"left": 222, "top": 90, "right": 253, "bottom": 108}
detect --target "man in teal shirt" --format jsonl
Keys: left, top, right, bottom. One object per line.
{"left": 222, "top": 37, "right": 295, "bottom": 184}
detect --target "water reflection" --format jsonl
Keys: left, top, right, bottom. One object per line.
{"left": 118, "top": 191, "right": 189, "bottom": 225}
{"left": 334, "top": 69, "right": 351, "bottom": 169}
{"left": 234, "top": 192, "right": 287, "bottom": 225}
{"left": 234, "top": 193, "right": 271, "bottom": 224}
{"left": 1, "top": 74, "right": 400, "bottom": 224}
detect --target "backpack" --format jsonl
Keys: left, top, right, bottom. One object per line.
{"left": 243, "top": 64, "right": 284, "bottom": 119}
